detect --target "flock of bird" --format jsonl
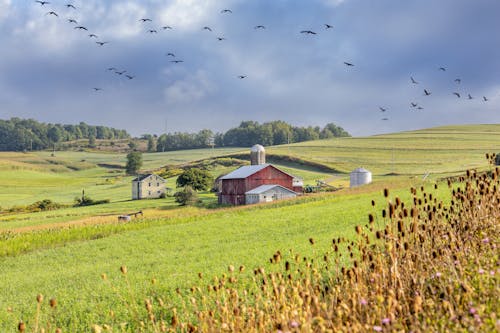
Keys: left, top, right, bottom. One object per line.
{"left": 31, "top": 1, "right": 490, "bottom": 122}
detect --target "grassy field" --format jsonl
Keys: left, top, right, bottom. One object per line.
{"left": 0, "top": 124, "right": 498, "bottom": 331}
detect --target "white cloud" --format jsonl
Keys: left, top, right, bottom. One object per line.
{"left": 322, "top": 0, "right": 345, "bottom": 7}
{"left": 100, "top": 1, "right": 148, "bottom": 39}
{"left": 157, "top": 0, "right": 231, "bottom": 32}
{"left": 0, "top": 0, "right": 11, "bottom": 21}
{"left": 164, "top": 70, "right": 215, "bottom": 104}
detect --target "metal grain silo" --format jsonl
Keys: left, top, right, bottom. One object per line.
{"left": 250, "top": 144, "right": 266, "bottom": 165}
{"left": 350, "top": 167, "right": 372, "bottom": 188}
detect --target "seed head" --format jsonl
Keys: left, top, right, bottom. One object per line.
{"left": 36, "top": 294, "right": 44, "bottom": 303}
{"left": 18, "top": 322, "right": 26, "bottom": 332}
{"left": 120, "top": 266, "right": 127, "bottom": 275}
{"left": 49, "top": 298, "right": 57, "bottom": 308}
{"left": 383, "top": 188, "right": 389, "bottom": 197}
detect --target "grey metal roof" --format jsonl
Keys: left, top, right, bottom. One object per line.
{"left": 220, "top": 164, "right": 270, "bottom": 179}
{"left": 245, "top": 184, "right": 297, "bottom": 195}
{"left": 132, "top": 174, "right": 165, "bottom": 182}
{"left": 351, "top": 167, "right": 371, "bottom": 173}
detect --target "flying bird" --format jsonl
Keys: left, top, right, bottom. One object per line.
{"left": 379, "top": 107, "right": 387, "bottom": 112}
{"left": 410, "top": 76, "right": 418, "bottom": 84}
{"left": 125, "top": 75, "right": 135, "bottom": 80}
{"left": 67, "top": 18, "right": 77, "bottom": 24}
{"left": 453, "top": 92, "right": 461, "bottom": 98}
{"left": 381, "top": 118, "right": 389, "bottom": 121}
{"left": 93, "top": 88, "right": 102, "bottom": 91}
{"left": 238, "top": 75, "right": 247, "bottom": 79}
{"left": 115, "top": 70, "right": 126, "bottom": 75}
{"left": 410, "top": 102, "right": 418, "bottom": 108}
{"left": 166, "top": 53, "right": 175, "bottom": 57}
{"left": 454, "top": 78, "right": 461, "bottom": 84}
{"left": 324, "top": 24, "right": 334, "bottom": 29}
{"left": 424, "top": 89, "right": 431, "bottom": 96}
{"left": 162, "top": 26, "right": 173, "bottom": 30}
{"left": 88, "top": 34, "right": 98, "bottom": 38}
{"left": 468, "top": 94, "right": 473, "bottom": 100}
{"left": 46, "top": 11, "right": 58, "bottom": 17}
{"left": 439, "top": 67, "right": 446, "bottom": 71}
{"left": 483, "top": 96, "right": 488, "bottom": 102}
{"left": 148, "top": 29, "right": 158, "bottom": 33}
{"left": 171, "top": 60, "right": 184, "bottom": 64}
{"left": 343, "top": 62, "right": 354, "bottom": 67}
{"left": 417, "top": 106, "right": 424, "bottom": 110}
{"left": 74, "top": 26, "right": 88, "bottom": 30}
{"left": 221, "top": 9, "right": 232, "bottom": 13}
{"left": 66, "top": 3, "right": 76, "bottom": 9}
{"left": 217, "top": 37, "right": 226, "bottom": 41}
{"left": 96, "top": 41, "right": 109, "bottom": 46}
{"left": 254, "top": 25, "right": 265, "bottom": 29}
{"left": 107, "top": 67, "right": 117, "bottom": 71}
{"left": 35, "top": 1, "right": 50, "bottom": 5}
{"left": 140, "top": 18, "right": 152, "bottom": 22}
{"left": 202, "top": 26, "right": 212, "bottom": 31}
{"left": 300, "top": 30, "right": 317, "bottom": 35}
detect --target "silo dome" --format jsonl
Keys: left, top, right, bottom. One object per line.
{"left": 350, "top": 167, "right": 372, "bottom": 188}
{"left": 250, "top": 144, "right": 266, "bottom": 165}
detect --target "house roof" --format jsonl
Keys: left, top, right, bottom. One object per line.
{"left": 245, "top": 184, "right": 297, "bottom": 195}
{"left": 220, "top": 164, "right": 270, "bottom": 180}
{"left": 132, "top": 174, "right": 165, "bottom": 182}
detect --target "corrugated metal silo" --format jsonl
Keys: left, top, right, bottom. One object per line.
{"left": 350, "top": 167, "right": 372, "bottom": 188}
{"left": 250, "top": 144, "right": 266, "bottom": 165}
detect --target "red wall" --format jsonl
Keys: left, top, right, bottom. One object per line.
{"left": 218, "top": 165, "right": 294, "bottom": 205}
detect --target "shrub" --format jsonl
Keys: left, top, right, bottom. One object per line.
{"left": 74, "top": 195, "right": 110, "bottom": 207}
{"left": 174, "top": 186, "right": 199, "bottom": 206}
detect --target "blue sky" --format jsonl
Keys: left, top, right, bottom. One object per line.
{"left": 0, "top": 0, "right": 499, "bottom": 136}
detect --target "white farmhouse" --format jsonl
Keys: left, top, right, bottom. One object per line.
{"left": 132, "top": 174, "right": 166, "bottom": 200}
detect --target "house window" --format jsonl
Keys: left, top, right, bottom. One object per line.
{"left": 149, "top": 183, "right": 151, "bottom": 187}
{"left": 157, "top": 183, "right": 160, "bottom": 186}
{"left": 148, "top": 191, "right": 151, "bottom": 195}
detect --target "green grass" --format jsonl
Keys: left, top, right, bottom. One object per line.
{"left": 0, "top": 184, "right": 421, "bottom": 331}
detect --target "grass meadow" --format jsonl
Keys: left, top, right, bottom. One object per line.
{"left": 0, "top": 124, "right": 498, "bottom": 331}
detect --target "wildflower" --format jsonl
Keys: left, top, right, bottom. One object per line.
{"left": 360, "top": 298, "right": 368, "bottom": 306}
{"left": 435, "top": 272, "right": 442, "bottom": 278}
{"left": 373, "top": 326, "right": 383, "bottom": 332}
{"left": 469, "top": 307, "right": 477, "bottom": 315}
{"left": 382, "top": 318, "right": 390, "bottom": 325}
{"left": 478, "top": 268, "right": 485, "bottom": 274}
{"left": 289, "top": 320, "right": 299, "bottom": 328}
{"left": 482, "top": 237, "right": 489, "bottom": 243}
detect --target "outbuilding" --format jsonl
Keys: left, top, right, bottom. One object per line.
{"left": 245, "top": 184, "right": 297, "bottom": 205}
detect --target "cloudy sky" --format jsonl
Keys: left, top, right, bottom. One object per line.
{"left": 0, "top": 0, "right": 499, "bottom": 136}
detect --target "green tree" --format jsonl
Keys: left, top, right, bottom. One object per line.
{"left": 176, "top": 168, "right": 214, "bottom": 191}
{"left": 126, "top": 152, "right": 143, "bottom": 175}
{"left": 147, "top": 137, "right": 156, "bottom": 152}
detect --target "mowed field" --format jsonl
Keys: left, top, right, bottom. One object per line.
{"left": 0, "top": 124, "right": 498, "bottom": 331}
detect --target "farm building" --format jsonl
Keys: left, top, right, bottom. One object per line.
{"left": 350, "top": 167, "right": 372, "bottom": 188}
{"left": 218, "top": 145, "right": 302, "bottom": 205}
{"left": 132, "top": 174, "right": 166, "bottom": 200}
{"left": 245, "top": 184, "right": 298, "bottom": 204}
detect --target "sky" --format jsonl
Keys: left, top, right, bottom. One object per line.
{"left": 0, "top": 0, "right": 499, "bottom": 137}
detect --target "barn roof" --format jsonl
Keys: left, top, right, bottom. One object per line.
{"left": 245, "top": 184, "right": 297, "bottom": 195}
{"left": 220, "top": 164, "right": 270, "bottom": 179}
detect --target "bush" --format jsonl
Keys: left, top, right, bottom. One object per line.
{"left": 74, "top": 195, "right": 110, "bottom": 207}
{"left": 174, "top": 186, "right": 199, "bottom": 206}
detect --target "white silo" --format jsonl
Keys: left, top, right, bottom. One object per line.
{"left": 350, "top": 167, "right": 372, "bottom": 188}
{"left": 250, "top": 144, "right": 266, "bottom": 165}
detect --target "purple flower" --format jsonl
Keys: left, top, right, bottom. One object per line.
{"left": 478, "top": 268, "right": 485, "bottom": 274}
{"left": 289, "top": 320, "right": 299, "bottom": 328}
{"left": 481, "top": 237, "right": 489, "bottom": 243}
{"left": 373, "top": 326, "right": 383, "bottom": 332}
{"left": 469, "top": 307, "right": 477, "bottom": 315}
{"left": 360, "top": 298, "right": 368, "bottom": 306}
{"left": 435, "top": 272, "right": 442, "bottom": 278}
{"left": 382, "top": 318, "right": 391, "bottom": 325}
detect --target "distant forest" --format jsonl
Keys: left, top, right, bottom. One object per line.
{"left": 0, "top": 118, "right": 350, "bottom": 152}
{"left": 154, "top": 121, "right": 350, "bottom": 152}
{"left": 0, "top": 118, "right": 130, "bottom": 151}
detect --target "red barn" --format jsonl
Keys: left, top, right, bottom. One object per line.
{"left": 218, "top": 164, "right": 301, "bottom": 205}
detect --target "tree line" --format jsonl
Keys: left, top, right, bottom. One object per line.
{"left": 0, "top": 118, "right": 129, "bottom": 151}
{"left": 154, "top": 121, "right": 350, "bottom": 152}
